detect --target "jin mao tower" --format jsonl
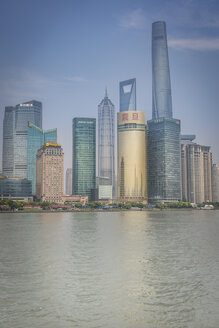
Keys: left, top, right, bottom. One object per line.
{"left": 98, "top": 90, "right": 115, "bottom": 197}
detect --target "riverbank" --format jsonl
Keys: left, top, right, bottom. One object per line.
{"left": 1, "top": 200, "right": 218, "bottom": 213}
{"left": 0, "top": 207, "right": 217, "bottom": 214}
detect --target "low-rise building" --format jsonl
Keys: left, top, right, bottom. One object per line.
{"left": 0, "top": 175, "right": 32, "bottom": 201}
{"left": 62, "top": 194, "right": 88, "bottom": 205}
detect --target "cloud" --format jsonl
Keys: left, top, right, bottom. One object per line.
{"left": 169, "top": 38, "right": 219, "bottom": 51}
{"left": 119, "top": 9, "right": 148, "bottom": 29}
{"left": 117, "top": 2, "right": 219, "bottom": 31}
{"left": 117, "top": 3, "right": 208, "bottom": 31}
{"left": 158, "top": 0, "right": 219, "bottom": 29}
{"left": 65, "top": 76, "right": 88, "bottom": 82}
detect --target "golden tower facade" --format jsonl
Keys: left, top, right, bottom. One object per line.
{"left": 117, "top": 111, "right": 147, "bottom": 203}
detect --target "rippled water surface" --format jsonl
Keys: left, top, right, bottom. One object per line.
{"left": 0, "top": 210, "right": 219, "bottom": 328}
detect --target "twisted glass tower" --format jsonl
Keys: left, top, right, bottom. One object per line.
{"left": 152, "top": 21, "right": 172, "bottom": 119}
{"left": 148, "top": 22, "right": 181, "bottom": 203}
{"left": 98, "top": 90, "right": 115, "bottom": 196}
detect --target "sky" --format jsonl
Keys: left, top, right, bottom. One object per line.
{"left": 0, "top": 0, "right": 219, "bottom": 172}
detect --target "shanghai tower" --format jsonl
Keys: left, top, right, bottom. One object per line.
{"left": 148, "top": 22, "right": 181, "bottom": 203}
{"left": 152, "top": 21, "right": 172, "bottom": 119}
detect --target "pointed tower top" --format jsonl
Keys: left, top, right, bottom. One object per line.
{"left": 105, "top": 87, "right": 108, "bottom": 98}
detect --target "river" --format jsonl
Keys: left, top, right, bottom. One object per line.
{"left": 0, "top": 210, "right": 218, "bottom": 328}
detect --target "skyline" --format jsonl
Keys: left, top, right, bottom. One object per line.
{"left": 0, "top": 0, "right": 219, "bottom": 171}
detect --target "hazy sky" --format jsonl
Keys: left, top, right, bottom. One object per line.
{"left": 0, "top": 0, "right": 219, "bottom": 172}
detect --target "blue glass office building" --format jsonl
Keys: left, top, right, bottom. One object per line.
{"left": 72, "top": 118, "right": 96, "bottom": 200}
{"left": 2, "top": 107, "right": 14, "bottom": 178}
{"left": 27, "top": 123, "right": 57, "bottom": 195}
{"left": 152, "top": 21, "right": 172, "bottom": 119}
{"left": 147, "top": 118, "right": 181, "bottom": 203}
{"left": 0, "top": 176, "right": 32, "bottom": 199}
{"left": 2, "top": 100, "right": 42, "bottom": 178}
{"left": 119, "top": 78, "right": 136, "bottom": 112}
{"left": 44, "top": 129, "right": 57, "bottom": 144}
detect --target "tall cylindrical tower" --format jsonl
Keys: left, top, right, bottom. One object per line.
{"left": 117, "top": 111, "right": 147, "bottom": 203}
{"left": 152, "top": 21, "right": 172, "bottom": 119}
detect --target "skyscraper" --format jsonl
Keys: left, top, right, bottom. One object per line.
{"left": 117, "top": 111, "right": 147, "bottom": 202}
{"left": 98, "top": 89, "right": 115, "bottom": 196}
{"left": 2, "top": 107, "right": 14, "bottom": 178}
{"left": 27, "top": 123, "right": 57, "bottom": 195}
{"left": 152, "top": 21, "right": 172, "bottom": 119}
{"left": 2, "top": 100, "right": 42, "bottom": 178}
{"left": 212, "top": 164, "right": 219, "bottom": 202}
{"left": 117, "top": 79, "right": 147, "bottom": 203}
{"left": 180, "top": 135, "right": 196, "bottom": 201}
{"left": 72, "top": 118, "right": 96, "bottom": 201}
{"left": 148, "top": 22, "right": 181, "bottom": 203}
{"left": 44, "top": 129, "right": 57, "bottom": 144}
{"left": 147, "top": 118, "right": 181, "bottom": 203}
{"left": 181, "top": 135, "right": 213, "bottom": 203}
{"left": 65, "top": 168, "right": 72, "bottom": 195}
{"left": 36, "top": 142, "right": 64, "bottom": 203}
{"left": 119, "top": 78, "right": 136, "bottom": 112}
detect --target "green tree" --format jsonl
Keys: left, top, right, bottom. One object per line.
{"left": 40, "top": 201, "right": 50, "bottom": 210}
{"left": 75, "top": 202, "right": 82, "bottom": 208}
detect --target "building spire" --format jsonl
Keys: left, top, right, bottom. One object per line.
{"left": 105, "top": 87, "right": 108, "bottom": 98}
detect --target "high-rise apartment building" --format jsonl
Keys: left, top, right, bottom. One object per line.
{"left": 152, "top": 21, "right": 172, "bottom": 119}
{"left": 117, "top": 79, "right": 147, "bottom": 202}
{"left": 98, "top": 90, "right": 115, "bottom": 196}
{"left": 36, "top": 142, "right": 64, "bottom": 203}
{"left": 2, "top": 100, "right": 42, "bottom": 178}
{"left": 147, "top": 118, "right": 181, "bottom": 203}
{"left": 181, "top": 135, "right": 212, "bottom": 203}
{"left": 27, "top": 123, "right": 57, "bottom": 195}
{"left": 65, "top": 168, "right": 72, "bottom": 195}
{"left": 212, "top": 164, "right": 219, "bottom": 202}
{"left": 72, "top": 118, "right": 96, "bottom": 201}
{"left": 148, "top": 22, "right": 181, "bottom": 203}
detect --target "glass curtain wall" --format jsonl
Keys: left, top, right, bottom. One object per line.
{"left": 98, "top": 91, "right": 115, "bottom": 195}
